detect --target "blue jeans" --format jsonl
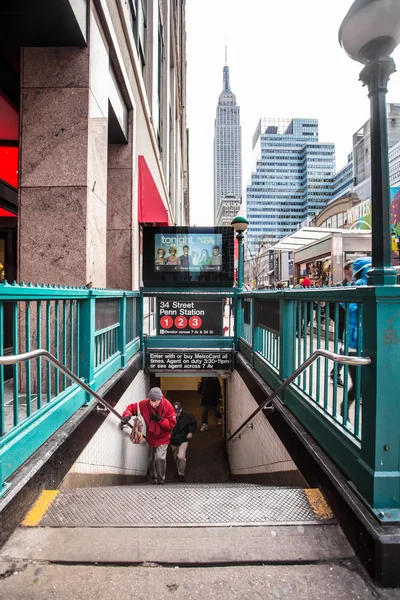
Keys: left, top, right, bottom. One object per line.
{"left": 202, "top": 404, "right": 222, "bottom": 425}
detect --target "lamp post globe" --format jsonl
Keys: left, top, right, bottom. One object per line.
{"left": 339, "top": 0, "right": 400, "bottom": 63}
{"left": 339, "top": 0, "right": 400, "bottom": 285}
{"left": 231, "top": 216, "right": 249, "bottom": 234}
{"left": 231, "top": 216, "right": 249, "bottom": 290}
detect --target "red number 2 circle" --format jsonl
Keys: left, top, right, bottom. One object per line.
{"left": 174, "top": 316, "right": 188, "bottom": 329}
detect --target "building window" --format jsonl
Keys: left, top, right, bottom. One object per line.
{"left": 157, "top": 19, "right": 164, "bottom": 152}
{"left": 128, "top": 0, "right": 147, "bottom": 67}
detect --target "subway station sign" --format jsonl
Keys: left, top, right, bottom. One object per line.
{"left": 146, "top": 350, "right": 233, "bottom": 372}
{"left": 157, "top": 298, "right": 223, "bottom": 336}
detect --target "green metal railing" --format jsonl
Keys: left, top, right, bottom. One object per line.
{"left": 0, "top": 282, "right": 140, "bottom": 493}
{"left": 227, "top": 348, "right": 371, "bottom": 442}
{"left": 1, "top": 279, "right": 400, "bottom": 516}
{"left": 237, "top": 285, "right": 400, "bottom": 515}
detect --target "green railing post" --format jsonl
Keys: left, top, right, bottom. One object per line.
{"left": 252, "top": 298, "right": 260, "bottom": 358}
{"left": 120, "top": 295, "right": 127, "bottom": 368}
{"left": 234, "top": 290, "right": 241, "bottom": 349}
{"left": 356, "top": 287, "right": 400, "bottom": 511}
{"left": 280, "top": 294, "right": 296, "bottom": 405}
{"left": 78, "top": 294, "right": 95, "bottom": 404}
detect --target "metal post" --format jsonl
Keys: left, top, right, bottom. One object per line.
{"left": 78, "top": 294, "right": 95, "bottom": 403}
{"left": 119, "top": 295, "right": 127, "bottom": 368}
{"left": 279, "top": 295, "right": 296, "bottom": 404}
{"left": 357, "top": 288, "right": 400, "bottom": 514}
{"left": 360, "top": 56, "right": 397, "bottom": 286}
{"left": 237, "top": 231, "right": 244, "bottom": 291}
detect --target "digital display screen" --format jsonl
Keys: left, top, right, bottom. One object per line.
{"left": 143, "top": 226, "right": 234, "bottom": 288}
{"left": 154, "top": 232, "right": 223, "bottom": 273}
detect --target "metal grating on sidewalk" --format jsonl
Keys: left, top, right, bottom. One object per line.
{"left": 39, "top": 484, "right": 333, "bottom": 528}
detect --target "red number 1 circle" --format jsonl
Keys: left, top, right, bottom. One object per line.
{"left": 174, "top": 316, "right": 188, "bottom": 329}
{"left": 189, "top": 316, "right": 202, "bottom": 329}
{"left": 160, "top": 315, "right": 173, "bottom": 329}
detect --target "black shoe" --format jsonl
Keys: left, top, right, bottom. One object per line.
{"left": 178, "top": 474, "right": 185, "bottom": 482}
{"left": 174, "top": 472, "right": 180, "bottom": 480}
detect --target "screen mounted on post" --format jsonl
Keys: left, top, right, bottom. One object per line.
{"left": 142, "top": 226, "right": 234, "bottom": 287}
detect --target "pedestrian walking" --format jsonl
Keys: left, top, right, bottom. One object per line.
{"left": 329, "top": 260, "right": 354, "bottom": 387}
{"left": 340, "top": 257, "right": 371, "bottom": 421}
{"left": 170, "top": 402, "right": 197, "bottom": 481}
{"left": 122, "top": 387, "right": 176, "bottom": 484}
{"left": 296, "top": 277, "right": 312, "bottom": 337}
{"left": 198, "top": 377, "right": 222, "bottom": 432}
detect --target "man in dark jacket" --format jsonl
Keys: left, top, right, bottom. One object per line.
{"left": 170, "top": 402, "right": 197, "bottom": 481}
{"left": 199, "top": 377, "right": 222, "bottom": 431}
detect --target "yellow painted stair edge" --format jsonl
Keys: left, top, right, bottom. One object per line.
{"left": 22, "top": 490, "right": 59, "bottom": 527}
{"left": 304, "top": 488, "right": 334, "bottom": 520}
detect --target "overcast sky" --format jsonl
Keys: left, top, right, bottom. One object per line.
{"left": 186, "top": 0, "right": 400, "bottom": 226}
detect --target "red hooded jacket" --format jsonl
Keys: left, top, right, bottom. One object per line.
{"left": 123, "top": 396, "right": 176, "bottom": 447}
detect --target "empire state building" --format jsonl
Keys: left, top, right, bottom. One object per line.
{"left": 213, "top": 53, "right": 242, "bottom": 222}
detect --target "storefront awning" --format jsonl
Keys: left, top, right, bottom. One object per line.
{"left": 138, "top": 156, "right": 171, "bottom": 225}
{"left": 273, "top": 227, "right": 344, "bottom": 252}
{"left": 0, "top": 0, "right": 87, "bottom": 47}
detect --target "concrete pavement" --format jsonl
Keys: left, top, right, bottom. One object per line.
{"left": 0, "top": 562, "right": 389, "bottom": 600}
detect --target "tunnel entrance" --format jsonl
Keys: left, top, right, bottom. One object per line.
{"left": 158, "top": 375, "right": 230, "bottom": 484}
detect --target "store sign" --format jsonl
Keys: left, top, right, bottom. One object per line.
{"left": 157, "top": 298, "right": 223, "bottom": 336}
{"left": 146, "top": 350, "right": 233, "bottom": 372}
{"left": 347, "top": 199, "right": 371, "bottom": 229}
{"left": 269, "top": 251, "right": 275, "bottom": 273}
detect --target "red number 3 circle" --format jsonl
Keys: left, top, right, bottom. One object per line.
{"left": 189, "top": 316, "right": 202, "bottom": 329}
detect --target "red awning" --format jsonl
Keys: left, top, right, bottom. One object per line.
{"left": 0, "top": 207, "right": 16, "bottom": 217}
{"left": 138, "top": 156, "right": 170, "bottom": 225}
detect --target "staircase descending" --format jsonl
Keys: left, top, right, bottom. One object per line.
{"left": 0, "top": 387, "right": 355, "bottom": 567}
{"left": 2, "top": 482, "right": 354, "bottom": 566}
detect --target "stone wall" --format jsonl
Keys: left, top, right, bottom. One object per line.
{"left": 63, "top": 369, "right": 149, "bottom": 488}
{"left": 227, "top": 370, "right": 301, "bottom": 482}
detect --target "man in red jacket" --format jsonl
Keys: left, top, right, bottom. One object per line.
{"left": 122, "top": 387, "right": 176, "bottom": 484}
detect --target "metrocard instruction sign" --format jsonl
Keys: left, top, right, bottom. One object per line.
{"left": 146, "top": 350, "right": 233, "bottom": 372}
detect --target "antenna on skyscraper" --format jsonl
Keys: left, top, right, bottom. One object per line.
{"left": 225, "top": 40, "right": 227, "bottom": 66}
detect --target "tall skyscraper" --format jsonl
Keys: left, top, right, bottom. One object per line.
{"left": 245, "top": 118, "right": 335, "bottom": 251}
{"left": 213, "top": 50, "right": 242, "bottom": 222}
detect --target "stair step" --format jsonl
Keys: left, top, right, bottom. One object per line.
{"left": 2, "top": 524, "right": 354, "bottom": 565}
{"left": 0, "top": 484, "right": 355, "bottom": 565}
{"left": 26, "top": 483, "right": 334, "bottom": 528}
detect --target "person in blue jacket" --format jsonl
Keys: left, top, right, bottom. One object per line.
{"left": 341, "top": 256, "right": 371, "bottom": 420}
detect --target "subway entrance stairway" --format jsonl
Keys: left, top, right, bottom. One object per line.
{"left": 1, "top": 284, "right": 400, "bottom": 594}
{"left": 0, "top": 387, "right": 383, "bottom": 600}
{"left": 1, "top": 388, "right": 350, "bottom": 566}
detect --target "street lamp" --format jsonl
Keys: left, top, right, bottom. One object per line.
{"left": 231, "top": 216, "right": 249, "bottom": 290}
{"left": 339, "top": 0, "right": 400, "bottom": 285}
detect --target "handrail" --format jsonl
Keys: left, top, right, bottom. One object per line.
{"left": 0, "top": 349, "right": 133, "bottom": 429}
{"left": 227, "top": 349, "right": 371, "bottom": 442}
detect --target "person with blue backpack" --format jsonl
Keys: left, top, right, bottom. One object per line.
{"left": 340, "top": 256, "right": 371, "bottom": 420}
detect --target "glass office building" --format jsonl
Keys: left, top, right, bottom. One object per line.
{"left": 245, "top": 118, "right": 335, "bottom": 250}
{"left": 332, "top": 153, "right": 353, "bottom": 201}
